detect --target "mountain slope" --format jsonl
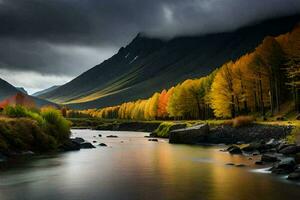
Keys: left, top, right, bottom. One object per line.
{"left": 0, "top": 78, "right": 20, "bottom": 101}
{"left": 39, "top": 15, "right": 300, "bottom": 109}
{"left": 32, "top": 85, "right": 60, "bottom": 97}
{"left": 0, "top": 78, "right": 57, "bottom": 108}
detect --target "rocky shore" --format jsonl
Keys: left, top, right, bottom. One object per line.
{"left": 167, "top": 123, "right": 299, "bottom": 181}
{"left": 224, "top": 140, "right": 300, "bottom": 181}
{"left": 168, "top": 124, "right": 292, "bottom": 144}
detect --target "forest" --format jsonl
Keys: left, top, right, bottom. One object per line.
{"left": 78, "top": 25, "right": 300, "bottom": 121}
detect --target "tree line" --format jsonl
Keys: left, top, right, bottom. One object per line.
{"left": 81, "top": 25, "right": 300, "bottom": 120}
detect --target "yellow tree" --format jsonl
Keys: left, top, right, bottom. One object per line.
{"left": 210, "top": 61, "right": 235, "bottom": 118}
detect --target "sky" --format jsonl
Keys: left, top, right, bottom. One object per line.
{"left": 0, "top": 0, "right": 300, "bottom": 94}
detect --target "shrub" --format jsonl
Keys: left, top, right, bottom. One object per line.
{"left": 0, "top": 118, "right": 57, "bottom": 152}
{"left": 41, "top": 107, "right": 71, "bottom": 142}
{"left": 3, "top": 105, "right": 28, "bottom": 117}
{"left": 0, "top": 106, "right": 71, "bottom": 153}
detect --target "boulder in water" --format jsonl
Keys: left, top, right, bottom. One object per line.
{"left": 261, "top": 154, "right": 279, "bottom": 162}
{"left": 169, "top": 124, "right": 209, "bottom": 144}
{"left": 148, "top": 139, "right": 158, "bottom": 142}
{"left": 279, "top": 145, "right": 300, "bottom": 155}
{"left": 60, "top": 140, "right": 81, "bottom": 151}
{"left": 107, "top": 135, "right": 118, "bottom": 138}
{"left": 271, "top": 157, "right": 296, "bottom": 174}
{"left": 227, "top": 145, "right": 242, "bottom": 154}
{"left": 99, "top": 143, "right": 107, "bottom": 147}
{"left": 80, "top": 142, "right": 96, "bottom": 149}
{"left": 71, "top": 137, "right": 85, "bottom": 144}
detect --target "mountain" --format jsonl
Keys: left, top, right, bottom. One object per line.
{"left": 16, "top": 87, "right": 28, "bottom": 94}
{"left": 0, "top": 78, "right": 58, "bottom": 108}
{"left": 0, "top": 78, "right": 20, "bottom": 101}
{"left": 32, "top": 85, "right": 61, "bottom": 97}
{"left": 38, "top": 15, "right": 300, "bottom": 109}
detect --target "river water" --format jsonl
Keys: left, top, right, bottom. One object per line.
{"left": 0, "top": 129, "right": 299, "bottom": 200}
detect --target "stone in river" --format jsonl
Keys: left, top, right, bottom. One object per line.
{"left": 279, "top": 145, "right": 300, "bottom": 155}
{"left": 169, "top": 124, "right": 209, "bottom": 144}
{"left": 271, "top": 157, "right": 296, "bottom": 174}
{"left": 255, "top": 161, "right": 264, "bottom": 165}
{"left": 107, "top": 135, "right": 118, "bottom": 138}
{"left": 60, "top": 140, "right": 81, "bottom": 151}
{"left": 98, "top": 134, "right": 102, "bottom": 137}
{"left": 71, "top": 137, "right": 85, "bottom": 144}
{"left": 80, "top": 142, "right": 96, "bottom": 149}
{"left": 261, "top": 154, "right": 279, "bottom": 162}
{"left": 235, "top": 164, "right": 247, "bottom": 167}
{"left": 99, "top": 143, "right": 107, "bottom": 147}
{"left": 148, "top": 139, "right": 158, "bottom": 142}
{"left": 287, "top": 172, "right": 300, "bottom": 180}
{"left": 227, "top": 145, "right": 242, "bottom": 154}
{"left": 226, "top": 163, "right": 235, "bottom": 166}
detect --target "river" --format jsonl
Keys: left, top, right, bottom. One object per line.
{"left": 0, "top": 129, "right": 299, "bottom": 200}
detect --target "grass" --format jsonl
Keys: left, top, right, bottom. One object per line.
{"left": 0, "top": 106, "right": 71, "bottom": 154}
{"left": 152, "top": 122, "right": 191, "bottom": 138}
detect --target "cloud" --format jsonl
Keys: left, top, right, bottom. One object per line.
{"left": 0, "top": 69, "right": 73, "bottom": 94}
{"left": 0, "top": 0, "right": 299, "bottom": 91}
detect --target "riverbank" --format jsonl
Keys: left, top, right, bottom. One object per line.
{"left": 69, "top": 117, "right": 299, "bottom": 143}
{"left": 0, "top": 106, "right": 72, "bottom": 162}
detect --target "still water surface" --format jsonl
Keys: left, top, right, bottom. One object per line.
{"left": 0, "top": 129, "right": 299, "bottom": 200}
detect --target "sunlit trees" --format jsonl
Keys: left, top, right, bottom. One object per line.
{"left": 78, "top": 27, "right": 300, "bottom": 120}
{"left": 210, "top": 61, "right": 236, "bottom": 118}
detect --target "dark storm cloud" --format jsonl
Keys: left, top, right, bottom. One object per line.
{"left": 1, "top": 0, "right": 300, "bottom": 46}
{"left": 0, "top": 0, "right": 300, "bottom": 89}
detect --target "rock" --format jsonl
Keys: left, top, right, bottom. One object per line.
{"left": 60, "top": 140, "right": 81, "bottom": 151}
{"left": 279, "top": 145, "right": 300, "bottom": 155}
{"left": 261, "top": 154, "right": 279, "bottom": 162}
{"left": 242, "top": 142, "right": 266, "bottom": 153}
{"left": 265, "top": 138, "right": 280, "bottom": 148}
{"left": 148, "top": 139, "right": 158, "bottom": 142}
{"left": 98, "top": 134, "right": 102, "bottom": 137}
{"left": 287, "top": 172, "right": 300, "bottom": 180}
{"left": 227, "top": 145, "right": 242, "bottom": 154}
{"left": 80, "top": 142, "right": 96, "bottom": 149}
{"left": 271, "top": 157, "right": 296, "bottom": 174}
{"left": 92, "top": 141, "right": 97, "bottom": 143}
{"left": 235, "top": 164, "right": 247, "bottom": 167}
{"left": 169, "top": 124, "right": 209, "bottom": 144}
{"left": 255, "top": 161, "right": 264, "bottom": 165}
{"left": 277, "top": 143, "right": 291, "bottom": 152}
{"left": 71, "top": 137, "right": 85, "bottom": 144}
{"left": 99, "top": 143, "right": 107, "bottom": 147}
{"left": 226, "top": 163, "right": 235, "bottom": 166}
{"left": 107, "top": 135, "right": 118, "bottom": 138}
{"left": 248, "top": 157, "right": 253, "bottom": 160}
{"left": 236, "top": 141, "right": 245, "bottom": 145}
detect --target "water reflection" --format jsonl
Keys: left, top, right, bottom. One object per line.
{"left": 0, "top": 129, "right": 299, "bottom": 200}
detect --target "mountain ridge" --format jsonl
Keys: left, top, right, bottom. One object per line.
{"left": 38, "top": 14, "right": 300, "bottom": 109}
{"left": 0, "top": 77, "right": 58, "bottom": 108}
